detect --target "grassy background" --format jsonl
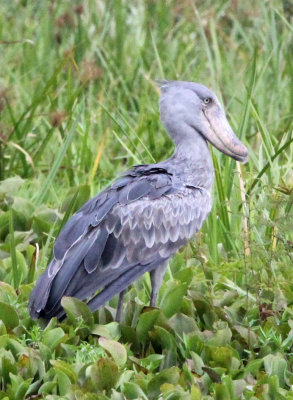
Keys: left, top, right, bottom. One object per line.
{"left": 0, "top": 0, "right": 293, "bottom": 398}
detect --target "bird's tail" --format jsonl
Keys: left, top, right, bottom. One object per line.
{"left": 30, "top": 258, "right": 166, "bottom": 321}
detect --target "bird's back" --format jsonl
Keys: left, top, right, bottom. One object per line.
{"left": 29, "top": 162, "right": 212, "bottom": 320}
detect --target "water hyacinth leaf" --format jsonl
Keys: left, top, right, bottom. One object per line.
{"left": 191, "top": 352, "right": 205, "bottom": 375}
{"left": 0, "top": 349, "right": 17, "bottom": 384}
{"left": 38, "top": 381, "right": 58, "bottom": 395}
{"left": 149, "top": 326, "right": 178, "bottom": 368}
{"left": 7, "top": 338, "right": 27, "bottom": 358}
{"left": 173, "top": 267, "right": 194, "bottom": 286}
{"left": 185, "top": 333, "right": 204, "bottom": 355}
{"left": 91, "top": 322, "right": 121, "bottom": 340}
{"left": 98, "top": 337, "right": 127, "bottom": 367}
{"left": 136, "top": 309, "right": 161, "bottom": 344}
{"left": 0, "top": 282, "right": 17, "bottom": 302}
{"left": 263, "top": 353, "right": 287, "bottom": 388}
{"left": 206, "top": 323, "right": 232, "bottom": 347}
{"left": 11, "top": 197, "right": 34, "bottom": 221}
{"left": 149, "top": 326, "right": 177, "bottom": 352}
{"left": 221, "top": 376, "right": 234, "bottom": 397}
{"left": 0, "top": 176, "right": 24, "bottom": 197}
{"left": 89, "top": 358, "right": 120, "bottom": 392}
{"left": 147, "top": 367, "right": 180, "bottom": 399}
{"left": 61, "top": 296, "right": 94, "bottom": 328}
{"left": 55, "top": 369, "right": 72, "bottom": 397}
{"left": 42, "top": 327, "right": 65, "bottom": 350}
{"left": 50, "top": 360, "right": 77, "bottom": 383}
{"left": 139, "top": 354, "right": 165, "bottom": 371}
{"left": 120, "top": 325, "right": 140, "bottom": 351}
{"left": 234, "top": 325, "right": 258, "bottom": 347}
{"left": 245, "top": 359, "right": 263, "bottom": 375}
{"left": 267, "top": 375, "right": 286, "bottom": 399}
{"left": 209, "top": 346, "right": 234, "bottom": 370}
{"left": 116, "top": 370, "right": 134, "bottom": 390}
{"left": 0, "top": 301, "right": 19, "bottom": 329}
{"left": 190, "top": 384, "right": 202, "bottom": 400}
{"left": 122, "top": 382, "right": 148, "bottom": 400}
{"left": 160, "top": 281, "right": 187, "bottom": 318}
{"left": 14, "top": 378, "right": 33, "bottom": 400}
{"left": 212, "top": 382, "right": 232, "bottom": 400}
{"left": 31, "top": 208, "right": 60, "bottom": 241}
{"left": 170, "top": 253, "right": 186, "bottom": 274}
{"left": 0, "top": 321, "right": 6, "bottom": 335}
{"left": 169, "top": 313, "right": 199, "bottom": 336}
{"left": 233, "top": 379, "right": 247, "bottom": 398}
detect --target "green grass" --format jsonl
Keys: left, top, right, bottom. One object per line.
{"left": 0, "top": 0, "right": 293, "bottom": 398}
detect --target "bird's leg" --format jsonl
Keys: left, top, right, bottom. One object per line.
{"left": 115, "top": 289, "right": 126, "bottom": 322}
{"left": 150, "top": 261, "right": 168, "bottom": 307}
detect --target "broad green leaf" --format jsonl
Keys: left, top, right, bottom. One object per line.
{"left": 98, "top": 337, "right": 127, "bottom": 367}
{"left": 191, "top": 384, "right": 202, "bottom": 400}
{"left": 61, "top": 296, "right": 94, "bottom": 328}
{"left": 0, "top": 176, "right": 24, "bottom": 197}
{"left": 149, "top": 326, "right": 177, "bottom": 352}
{"left": 169, "top": 313, "right": 199, "bottom": 336}
{"left": 160, "top": 281, "right": 187, "bottom": 318}
{"left": 0, "top": 282, "right": 17, "bottom": 302}
{"left": 234, "top": 325, "right": 258, "bottom": 347}
{"left": 138, "top": 354, "right": 164, "bottom": 371}
{"left": 209, "top": 346, "right": 234, "bottom": 370}
{"left": 7, "top": 338, "right": 27, "bottom": 358}
{"left": 0, "top": 321, "right": 6, "bottom": 335}
{"left": 173, "top": 267, "right": 193, "bottom": 286}
{"left": 55, "top": 369, "right": 72, "bottom": 397}
{"left": 245, "top": 359, "right": 263, "bottom": 375}
{"left": 0, "top": 301, "right": 19, "bottom": 329}
{"left": 89, "top": 358, "right": 120, "bottom": 392}
{"left": 147, "top": 367, "right": 180, "bottom": 399}
{"left": 122, "top": 382, "right": 148, "bottom": 400}
{"left": 50, "top": 360, "right": 77, "bottom": 383}
{"left": 264, "top": 353, "right": 287, "bottom": 388}
{"left": 15, "top": 378, "right": 33, "bottom": 400}
{"left": 191, "top": 352, "right": 204, "bottom": 375}
{"left": 91, "top": 322, "right": 121, "bottom": 340}
{"left": 42, "top": 327, "right": 65, "bottom": 350}
{"left": 0, "top": 349, "right": 17, "bottom": 384}
{"left": 38, "top": 381, "right": 58, "bottom": 395}
{"left": 136, "top": 309, "right": 161, "bottom": 344}
{"left": 212, "top": 382, "right": 231, "bottom": 400}
{"left": 207, "top": 323, "right": 232, "bottom": 347}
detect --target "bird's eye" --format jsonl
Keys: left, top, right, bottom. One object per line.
{"left": 203, "top": 97, "right": 211, "bottom": 104}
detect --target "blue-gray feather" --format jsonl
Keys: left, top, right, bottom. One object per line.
{"left": 29, "top": 165, "right": 211, "bottom": 319}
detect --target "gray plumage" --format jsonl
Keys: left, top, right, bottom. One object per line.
{"left": 29, "top": 80, "right": 248, "bottom": 320}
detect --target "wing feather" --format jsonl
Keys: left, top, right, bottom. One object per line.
{"left": 29, "top": 165, "right": 212, "bottom": 319}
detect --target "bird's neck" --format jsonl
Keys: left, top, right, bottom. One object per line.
{"left": 172, "top": 132, "right": 214, "bottom": 189}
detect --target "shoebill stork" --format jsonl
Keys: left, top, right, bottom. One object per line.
{"left": 29, "top": 80, "right": 249, "bottom": 321}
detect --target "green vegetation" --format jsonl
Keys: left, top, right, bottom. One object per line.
{"left": 0, "top": 0, "right": 292, "bottom": 398}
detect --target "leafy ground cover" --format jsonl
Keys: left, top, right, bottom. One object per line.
{"left": 0, "top": 0, "right": 292, "bottom": 398}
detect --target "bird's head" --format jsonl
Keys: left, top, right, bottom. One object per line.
{"left": 157, "top": 80, "right": 249, "bottom": 163}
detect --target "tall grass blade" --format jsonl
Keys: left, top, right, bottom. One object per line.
{"left": 35, "top": 113, "right": 81, "bottom": 206}
{"left": 9, "top": 208, "right": 19, "bottom": 288}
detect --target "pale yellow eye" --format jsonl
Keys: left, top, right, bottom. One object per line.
{"left": 203, "top": 97, "right": 211, "bottom": 104}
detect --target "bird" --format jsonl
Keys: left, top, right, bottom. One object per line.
{"left": 29, "top": 80, "right": 249, "bottom": 321}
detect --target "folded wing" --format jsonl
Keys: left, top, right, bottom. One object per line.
{"left": 29, "top": 167, "right": 212, "bottom": 319}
